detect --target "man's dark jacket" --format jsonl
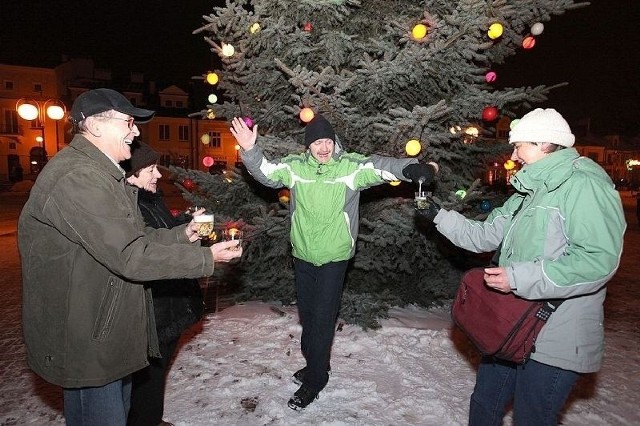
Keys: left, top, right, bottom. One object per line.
{"left": 18, "top": 135, "right": 214, "bottom": 388}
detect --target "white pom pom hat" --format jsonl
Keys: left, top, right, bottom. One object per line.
{"left": 509, "top": 108, "right": 575, "bottom": 147}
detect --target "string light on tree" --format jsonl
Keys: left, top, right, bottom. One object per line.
{"left": 389, "top": 180, "right": 401, "bottom": 186}
{"left": 455, "top": 189, "right": 467, "bottom": 199}
{"left": 206, "top": 109, "right": 216, "bottom": 119}
{"left": 405, "top": 139, "right": 421, "bottom": 156}
{"left": 411, "top": 23, "right": 428, "bottom": 40}
{"left": 504, "top": 159, "right": 516, "bottom": 170}
{"left": 182, "top": 178, "right": 196, "bottom": 191}
{"left": 221, "top": 43, "right": 235, "bottom": 57}
{"left": 303, "top": 22, "right": 313, "bottom": 32}
{"left": 510, "top": 119, "right": 520, "bottom": 129}
{"left": 203, "top": 156, "right": 215, "bottom": 167}
{"left": 249, "top": 22, "right": 261, "bottom": 34}
{"left": 482, "top": 106, "right": 499, "bottom": 121}
{"left": 530, "top": 22, "right": 544, "bottom": 36}
{"left": 487, "top": 23, "right": 504, "bottom": 40}
{"left": 278, "top": 189, "right": 290, "bottom": 204}
{"left": 201, "top": 134, "right": 211, "bottom": 145}
{"left": 522, "top": 36, "right": 536, "bottom": 49}
{"left": 206, "top": 72, "right": 219, "bottom": 85}
{"left": 299, "top": 107, "right": 315, "bottom": 123}
{"left": 243, "top": 116, "right": 254, "bottom": 129}
{"left": 208, "top": 94, "right": 218, "bottom": 104}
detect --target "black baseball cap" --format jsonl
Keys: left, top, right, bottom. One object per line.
{"left": 70, "top": 88, "right": 155, "bottom": 123}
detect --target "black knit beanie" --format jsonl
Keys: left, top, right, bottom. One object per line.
{"left": 122, "top": 141, "right": 160, "bottom": 177}
{"left": 304, "top": 114, "right": 335, "bottom": 147}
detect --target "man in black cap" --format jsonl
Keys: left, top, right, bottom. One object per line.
{"left": 18, "top": 88, "right": 241, "bottom": 425}
{"left": 231, "top": 114, "right": 437, "bottom": 410}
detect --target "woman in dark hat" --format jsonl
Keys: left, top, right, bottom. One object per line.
{"left": 123, "top": 141, "right": 204, "bottom": 426}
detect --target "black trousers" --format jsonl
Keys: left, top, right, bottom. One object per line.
{"left": 127, "top": 337, "right": 179, "bottom": 426}
{"left": 293, "top": 258, "right": 348, "bottom": 393}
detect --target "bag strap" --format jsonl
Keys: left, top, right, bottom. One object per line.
{"left": 489, "top": 197, "right": 564, "bottom": 313}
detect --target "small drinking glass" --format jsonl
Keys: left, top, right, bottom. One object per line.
{"left": 415, "top": 191, "right": 429, "bottom": 210}
{"left": 223, "top": 228, "right": 243, "bottom": 251}
{"left": 194, "top": 214, "right": 214, "bottom": 239}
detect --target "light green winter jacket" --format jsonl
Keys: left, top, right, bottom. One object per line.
{"left": 435, "top": 148, "right": 626, "bottom": 373}
{"left": 241, "top": 140, "right": 416, "bottom": 266}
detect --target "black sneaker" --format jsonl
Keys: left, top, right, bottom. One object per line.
{"left": 292, "top": 365, "right": 332, "bottom": 386}
{"left": 287, "top": 385, "right": 318, "bottom": 410}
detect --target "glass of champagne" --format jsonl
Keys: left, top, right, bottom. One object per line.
{"left": 222, "top": 228, "right": 243, "bottom": 251}
{"left": 415, "top": 191, "right": 429, "bottom": 210}
{"left": 194, "top": 214, "right": 214, "bottom": 239}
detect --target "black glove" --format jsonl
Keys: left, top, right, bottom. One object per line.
{"left": 415, "top": 196, "right": 441, "bottom": 221}
{"left": 403, "top": 163, "right": 437, "bottom": 185}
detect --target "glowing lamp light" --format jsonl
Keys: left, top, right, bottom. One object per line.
{"left": 208, "top": 94, "right": 218, "bottom": 104}
{"left": 221, "top": 43, "right": 235, "bottom": 57}
{"left": 389, "top": 180, "right": 401, "bottom": 186}
{"left": 35, "top": 136, "right": 44, "bottom": 143}
{"left": 411, "top": 23, "right": 428, "bottom": 40}
{"left": 485, "top": 71, "right": 497, "bottom": 83}
{"left": 504, "top": 160, "right": 516, "bottom": 170}
{"left": 17, "top": 103, "right": 39, "bottom": 121}
{"left": 531, "top": 22, "right": 544, "bottom": 36}
{"left": 201, "top": 134, "right": 211, "bottom": 145}
{"left": 235, "top": 144, "right": 240, "bottom": 151}
{"left": 487, "top": 23, "right": 504, "bottom": 40}
{"left": 299, "top": 108, "right": 315, "bottom": 123}
{"left": 249, "top": 22, "right": 261, "bottom": 34}
{"left": 510, "top": 119, "right": 520, "bottom": 130}
{"left": 46, "top": 105, "right": 65, "bottom": 120}
{"left": 405, "top": 139, "right": 422, "bottom": 156}
{"left": 455, "top": 189, "right": 467, "bottom": 199}
{"left": 522, "top": 36, "right": 536, "bottom": 49}
{"left": 206, "top": 72, "right": 219, "bottom": 85}
{"left": 482, "top": 106, "right": 499, "bottom": 121}
{"left": 202, "top": 156, "right": 215, "bottom": 167}
{"left": 278, "top": 188, "right": 290, "bottom": 204}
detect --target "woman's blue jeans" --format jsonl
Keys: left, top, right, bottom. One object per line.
{"left": 469, "top": 358, "right": 580, "bottom": 426}
{"left": 63, "top": 376, "right": 132, "bottom": 426}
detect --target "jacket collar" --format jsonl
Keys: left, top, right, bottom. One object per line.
{"left": 69, "top": 135, "right": 127, "bottom": 182}
{"left": 510, "top": 148, "right": 580, "bottom": 193}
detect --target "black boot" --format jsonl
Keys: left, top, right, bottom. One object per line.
{"left": 287, "top": 384, "right": 319, "bottom": 410}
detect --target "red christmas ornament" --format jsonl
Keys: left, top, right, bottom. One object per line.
{"left": 183, "top": 178, "right": 196, "bottom": 191}
{"left": 303, "top": 22, "right": 312, "bottom": 32}
{"left": 170, "top": 209, "right": 182, "bottom": 218}
{"left": 482, "top": 106, "right": 499, "bottom": 121}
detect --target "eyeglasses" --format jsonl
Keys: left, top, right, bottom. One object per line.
{"left": 110, "top": 116, "right": 135, "bottom": 130}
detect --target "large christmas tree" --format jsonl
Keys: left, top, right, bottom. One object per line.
{"left": 173, "top": 0, "right": 585, "bottom": 328}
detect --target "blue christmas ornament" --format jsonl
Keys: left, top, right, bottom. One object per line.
{"left": 480, "top": 200, "right": 492, "bottom": 212}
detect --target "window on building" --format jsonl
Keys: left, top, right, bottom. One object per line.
{"left": 4, "top": 80, "right": 14, "bottom": 90}
{"left": 176, "top": 101, "right": 184, "bottom": 108}
{"left": 178, "top": 125, "right": 189, "bottom": 141}
{"left": 164, "top": 100, "right": 173, "bottom": 107}
{"left": 207, "top": 131, "right": 222, "bottom": 148}
{"left": 159, "top": 154, "right": 171, "bottom": 167}
{"left": 3, "top": 109, "right": 19, "bottom": 133}
{"left": 159, "top": 124, "right": 170, "bottom": 141}
{"left": 33, "top": 83, "right": 43, "bottom": 93}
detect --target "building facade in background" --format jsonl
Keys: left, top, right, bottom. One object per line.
{"left": 0, "top": 59, "right": 239, "bottom": 183}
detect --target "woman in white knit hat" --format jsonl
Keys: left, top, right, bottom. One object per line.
{"left": 417, "top": 108, "right": 626, "bottom": 425}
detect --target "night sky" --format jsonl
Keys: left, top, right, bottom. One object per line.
{"left": 2, "top": 1, "right": 638, "bottom": 135}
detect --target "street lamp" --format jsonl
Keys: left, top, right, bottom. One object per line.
{"left": 16, "top": 98, "right": 66, "bottom": 173}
